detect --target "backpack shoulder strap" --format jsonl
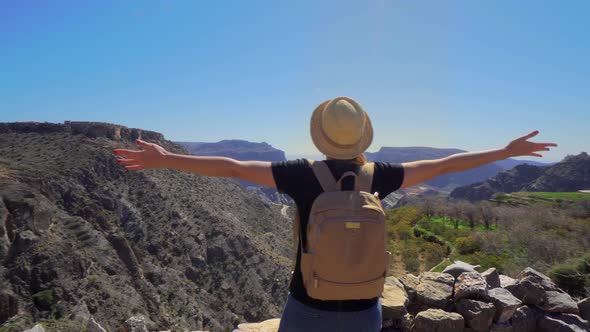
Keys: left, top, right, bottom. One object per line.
{"left": 310, "top": 160, "right": 338, "bottom": 192}
{"left": 356, "top": 162, "right": 375, "bottom": 193}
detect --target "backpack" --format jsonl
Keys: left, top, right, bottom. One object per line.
{"left": 292, "top": 159, "right": 390, "bottom": 300}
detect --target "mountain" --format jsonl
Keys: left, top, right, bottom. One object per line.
{"left": 176, "top": 140, "right": 286, "bottom": 162}
{"left": 450, "top": 152, "right": 590, "bottom": 201}
{"left": 366, "top": 146, "right": 550, "bottom": 190}
{"left": 175, "top": 140, "right": 291, "bottom": 205}
{"left": 0, "top": 122, "right": 293, "bottom": 331}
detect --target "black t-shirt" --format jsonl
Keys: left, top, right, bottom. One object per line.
{"left": 271, "top": 158, "right": 405, "bottom": 311}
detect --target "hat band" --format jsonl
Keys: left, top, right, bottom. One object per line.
{"left": 320, "top": 127, "right": 361, "bottom": 149}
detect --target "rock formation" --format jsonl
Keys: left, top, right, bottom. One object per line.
{"left": 0, "top": 121, "right": 293, "bottom": 331}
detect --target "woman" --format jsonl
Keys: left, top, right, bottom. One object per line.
{"left": 113, "top": 97, "right": 557, "bottom": 331}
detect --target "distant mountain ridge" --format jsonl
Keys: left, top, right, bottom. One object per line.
{"left": 176, "top": 140, "right": 291, "bottom": 204}
{"left": 176, "top": 140, "right": 286, "bottom": 162}
{"left": 176, "top": 142, "right": 552, "bottom": 202}
{"left": 450, "top": 152, "right": 590, "bottom": 201}
{"left": 366, "top": 146, "right": 549, "bottom": 190}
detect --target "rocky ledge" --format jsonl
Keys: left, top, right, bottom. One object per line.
{"left": 238, "top": 262, "right": 589, "bottom": 332}
{"left": 17, "top": 264, "right": 590, "bottom": 332}
{"left": 0, "top": 121, "right": 165, "bottom": 142}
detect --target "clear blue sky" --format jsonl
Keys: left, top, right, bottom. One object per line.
{"left": 1, "top": 0, "right": 588, "bottom": 161}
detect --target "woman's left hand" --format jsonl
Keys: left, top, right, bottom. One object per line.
{"left": 504, "top": 130, "right": 557, "bottom": 158}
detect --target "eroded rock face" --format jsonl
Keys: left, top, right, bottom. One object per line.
{"left": 0, "top": 292, "right": 19, "bottom": 325}
{"left": 410, "top": 308, "right": 464, "bottom": 332}
{"left": 0, "top": 124, "right": 293, "bottom": 331}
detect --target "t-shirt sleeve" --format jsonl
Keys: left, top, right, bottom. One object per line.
{"left": 372, "top": 162, "right": 405, "bottom": 198}
{"left": 271, "top": 158, "right": 312, "bottom": 200}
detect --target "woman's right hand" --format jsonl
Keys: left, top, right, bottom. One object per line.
{"left": 113, "top": 139, "right": 170, "bottom": 170}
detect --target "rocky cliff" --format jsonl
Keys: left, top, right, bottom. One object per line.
{"left": 451, "top": 153, "right": 590, "bottom": 201}
{"left": 176, "top": 140, "right": 286, "bottom": 163}
{"left": 0, "top": 121, "right": 293, "bottom": 331}
{"left": 175, "top": 140, "right": 291, "bottom": 205}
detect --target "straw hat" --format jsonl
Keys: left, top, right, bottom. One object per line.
{"left": 310, "top": 96, "right": 373, "bottom": 160}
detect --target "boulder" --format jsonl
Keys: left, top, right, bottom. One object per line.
{"left": 410, "top": 308, "right": 464, "bottom": 332}
{"left": 234, "top": 318, "right": 280, "bottom": 332}
{"left": 541, "top": 291, "right": 579, "bottom": 314}
{"left": 454, "top": 272, "right": 488, "bottom": 302}
{"left": 399, "top": 274, "right": 419, "bottom": 303}
{"left": 498, "top": 275, "right": 517, "bottom": 288}
{"left": 505, "top": 277, "right": 545, "bottom": 305}
{"left": 511, "top": 305, "right": 542, "bottom": 332}
{"left": 576, "top": 297, "right": 590, "bottom": 321}
{"left": 517, "top": 267, "right": 557, "bottom": 289}
{"left": 537, "top": 313, "right": 590, "bottom": 332}
{"left": 381, "top": 277, "right": 409, "bottom": 320}
{"left": 442, "top": 261, "right": 478, "bottom": 279}
{"left": 415, "top": 272, "right": 454, "bottom": 310}
{"left": 507, "top": 268, "right": 557, "bottom": 305}
{"left": 481, "top": 268, "right": 501, "bottom": 289}
{"left": 455, "top": 299, "right": 495, "bottom": 332}
{"left": 488, "top": 288, "right": 521, "bottom": 323}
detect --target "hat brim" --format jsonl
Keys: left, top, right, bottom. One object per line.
{"left": 310, "top": 99, "right": 373, "bottom": 160}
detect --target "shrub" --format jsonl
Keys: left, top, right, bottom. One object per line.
{"left": 550, "top": 264, "right": 587, "bottom": 297}
{"left": 577, "top": 252, "right": 590, "bottom": 274}
{"left": 455, "top": 235, "right": 480, "bottom": 255}
{"left": 32, "top": 289, "right": 54, "bottom": 311}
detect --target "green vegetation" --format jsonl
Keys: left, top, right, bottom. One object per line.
{"left": 492, "top": 192, "right": 590, "bottom": 206}
{"left": 385, "top": 206, "right": 449, "bottom": 274}
{"left": 386, "top": 197, "right": 590, "bottom": 298}
{"left": 32, "top": 289, "right": 54, "bottom": 311}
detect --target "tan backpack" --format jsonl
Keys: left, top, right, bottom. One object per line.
{"left": 292, "top": 160, "right": 390, "bottom": 300}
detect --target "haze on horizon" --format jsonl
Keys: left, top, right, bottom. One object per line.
{"left": 1, "top": 0, "right": 588, "bottom": 163}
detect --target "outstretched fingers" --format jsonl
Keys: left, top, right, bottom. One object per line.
{"left": 135, "top": 139, "right": 152, "bottom": 149}
{"left": 521, "top": 130, "right": 540, "bottom": 141}
{"left": 116, "top": 158, "right": 137, "bottom": 164}
{"left": 113, "top": 149, "right": 141, "bottom": 158}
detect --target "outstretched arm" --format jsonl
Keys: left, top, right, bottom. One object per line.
{"left": 399, "top": 131, "right": 557, "bottom": 189}
{"left": 113, "top": 139, "right": 276, "bottom": 188}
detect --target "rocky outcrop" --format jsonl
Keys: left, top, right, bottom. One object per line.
{"left": 234, "top": 266, "right": 589, "bottom": 332}
{"left": 0, "top": 121, "right": 165, "bottom": 142}
{"left": 176, "top": 140, "right": 286, "bottom": 163}
{"left": 0, "top": 122, "right": 293, "bottom": 331}
{"left": 450, "top": 152, "right": 590, "bottom": 201}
